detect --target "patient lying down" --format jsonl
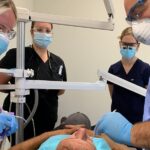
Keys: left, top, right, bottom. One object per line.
{"left": 9, "top": 112, "right": 131, "bottom": 150}
{"left": 55, "top": 127, "right": 130, "bottom": 150}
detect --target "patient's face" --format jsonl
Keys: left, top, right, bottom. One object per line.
{"left": 57, "top": 128, "right": 96, "bottom": 150}
{"left": 124, "top": 0, "right": 150, "bottom": 19}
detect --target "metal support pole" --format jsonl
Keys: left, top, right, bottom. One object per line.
{"left": 15, "top": 21, "right": 26, "bottom": 144}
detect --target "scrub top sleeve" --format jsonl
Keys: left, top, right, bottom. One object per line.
{"left": 0, "top": 49, "right": 16, "bottom": 68}
{"left": 62, "top": 63, "right": 67, "bottom": 81}
{"left": 143, "top": 64, "right": 150, "bottom": 86}
{"left": 143, "top": 80, "right": 150, "bottom": 121}
{"left": 107, "top": 66, "right": 113, "bottom": 85}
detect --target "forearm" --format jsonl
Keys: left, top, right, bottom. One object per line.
{"left": 9, "top": 132, "right": 54, "bottom": 150}
{"left": 86, "top": 129, "right": 94, "bottom": 137}
{"left": 108, "top": 84, "right": 113, "bottom": 98}
{"left": 58, "top": 90, "right": 65, "bottom": 95}
{"left": 9, "top": 129, "right": 76, "bottom": 150}
{"left": 0, "top": 73, "right": 11, "bottom": 84}
{"left": 0, "top": 73, "right": 11, "bottom": 92}
{"left": 97, "top": 134, "right": 130, "bottom": 150}
{"left": 131, "top": 121, "right": 150, "bottom": 148}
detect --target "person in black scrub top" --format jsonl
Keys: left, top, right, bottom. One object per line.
{"left": 0, "top": 21, "right": 67, "bottom": 143}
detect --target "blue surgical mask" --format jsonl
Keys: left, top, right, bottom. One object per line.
{"left": 120, "top": 47, "right": 136, "bottom": 59}
{"left": 0, "top": 33, "right": 9, "bottom": 55}
{"left": 33, "top": 32, "right": 52, "bottom": 49}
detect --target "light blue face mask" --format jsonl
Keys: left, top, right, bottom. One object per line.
{"left": 0, "top": 33, "right": 9, "bottom": 55}
{"left": 120, "top": 47, "right": 136, "bottom": 59}
{"left": 33, "top": 32, "right": 53, "bottom": 49}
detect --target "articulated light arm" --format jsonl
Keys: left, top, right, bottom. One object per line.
{"left": 0, "top": 69, "right": 34, "bottom": 77}
{"left": 0, "top": 80, "right": 106, "bottom": 91}
{"left": 98, "top": 70, "right": 147, "bottom": 97}
{"left": 30, "top": 12, "right": 114, "bottom": 30}
{"left": 17, "top": 0, "right": 114, "bottom": 31}
{"left": 103, "top": 0, "right": 114, "bottom": 19}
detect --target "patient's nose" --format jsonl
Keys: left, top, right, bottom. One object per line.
{"left": 74, "top": 128, "right": 89, "bottom": 140}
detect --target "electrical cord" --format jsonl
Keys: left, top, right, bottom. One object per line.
{"left": 24, "top": 89, "right": 39, "bottom": 130}
{"left": 8, "top": 89, "right": 39, "bottom": 145}
{"left": 24, "top": 103, "right": 36, "bottom": 136}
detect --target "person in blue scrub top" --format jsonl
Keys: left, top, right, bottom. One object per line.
{"left": 93, "top": 1, "right": 150, "bottom": 149}
{"left": 0, "top": 0, "right": 18, "bottom": 144}
{"left": 108, "top": 27, "right": 150, "bottom": 125}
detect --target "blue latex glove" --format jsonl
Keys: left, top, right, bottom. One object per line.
{"left": 94, "top": 112, "right": 133, "bottom": 146}
{"left": 0, "top": 112, "right": 18, "bottom": 136}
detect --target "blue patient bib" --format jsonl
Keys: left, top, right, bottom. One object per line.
{"left": 38, "top": 135, "right": 68, "bottom": 150}
{"left": 38, "top": 134, "right": 111, "bottom": 150}
{"left": 93, "top": 137, "right": 111, "bottom": 150}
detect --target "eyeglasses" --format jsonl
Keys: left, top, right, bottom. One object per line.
{"left": 32, "top": 27, "right": 52, "bottom": 34}
{"left": 0, "top": 25, "right": 16, "bottom": 40}
{"left": 126, "top": 0, "right": 146, "bottom": 21}
{"left": 120, "top": 42, "right": 139, "bottom": 49}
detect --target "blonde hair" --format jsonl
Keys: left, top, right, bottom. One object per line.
{"left": 0, "top": 0, "right": 17, "bottom": 19}
{"left": 119, "top": 27, "right": 138, "bottom": 42}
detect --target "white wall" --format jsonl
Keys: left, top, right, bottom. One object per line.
{"left": 1, "top": 0, "right": 150, "bottom": 126}
{"left": 33, "top": 0, "right": 150, "bottom": 126}
{"left": 9, "top": 0, "right": 34, "bottom": 48}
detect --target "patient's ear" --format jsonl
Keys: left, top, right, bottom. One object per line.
{"left": 60, "top": 116, "right": 67, "bottom": 123}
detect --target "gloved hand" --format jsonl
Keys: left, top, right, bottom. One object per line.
{"left": 94, "top": 112, "right": 133, "bottom": 146}
{"left": 0, "top": 112, "right": 18, "bottom": 136}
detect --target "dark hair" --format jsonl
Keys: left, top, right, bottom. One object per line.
{"left": 31, "top": 21, "right": 53, "bottom": 29}
{"left": 60, "top": 112, "right": 91, "bottom": 129}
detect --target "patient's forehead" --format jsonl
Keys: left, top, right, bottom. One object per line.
{"left": 57, "top": 138, "right": 96, "bottom": 150}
